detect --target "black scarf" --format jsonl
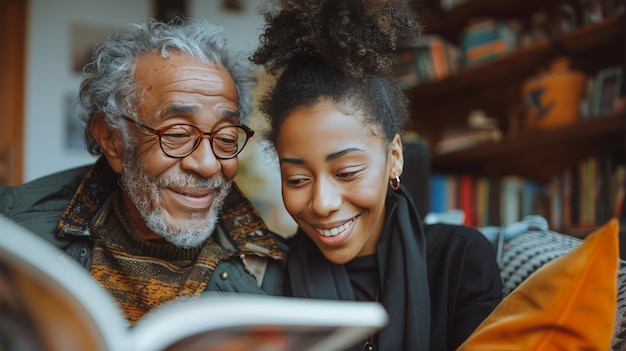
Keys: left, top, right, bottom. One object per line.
{"left": 285, "top": 185, "right": 430, "bottom": 350}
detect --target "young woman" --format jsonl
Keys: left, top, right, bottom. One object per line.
{"left": 252, "top": 1, "right": 503, "bottom": 350}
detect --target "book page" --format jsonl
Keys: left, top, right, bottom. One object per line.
{"left": 133, "top": 293, "right": 388, "bottom": 351}
{"left": 0, "top": 215, "right": 128, "bottom": 351}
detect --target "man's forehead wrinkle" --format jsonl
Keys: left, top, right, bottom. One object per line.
{"left": 160, "top": 76, "right": 230, "bottom": 96}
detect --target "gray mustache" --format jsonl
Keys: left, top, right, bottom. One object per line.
{"left": 157, "top": 175, "right": 224, "bottom": 189}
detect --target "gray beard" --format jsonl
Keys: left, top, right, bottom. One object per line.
{"left": 120, "top": 151, "right": 232, "bottom": 248}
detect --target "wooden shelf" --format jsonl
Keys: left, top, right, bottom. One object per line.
{"left": 407, "top": 14, "right": 624, "bottom": 104}
{"left": 407, "top": 39, "right": 552, "bottom": 101}
{"left": 430, "top": 112, "right": 626, "bottom": 182}
{"left": 404, "top": 14, "right": 625, "bottom": 139}
{"left": 558, "top": 15, "right": 625, "bottom": 53}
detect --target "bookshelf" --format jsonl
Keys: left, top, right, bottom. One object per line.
{"left": 432, "top": 112, "right": 624, "bottom": 183}
{"left": 401, "top": 0, "right": 625, "bottom": 232}
{"left": 404, "top": 13, "right": 624, "bottom": 142}
{"left": 408, "top": 15, "right": 622, "bottom": 100}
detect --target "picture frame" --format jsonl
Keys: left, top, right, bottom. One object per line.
{"left": 591, "top": 66, "right": 623, "bottom": 116}
{"left": 65, "top": 94, "right": 85, "bottom": 150}
{"left": 71, "top": 23, "right": 116, "bottom": 73}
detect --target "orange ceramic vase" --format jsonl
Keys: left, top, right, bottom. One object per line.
{"left": 522, "top": 57, "right": 586, "bottom": 129}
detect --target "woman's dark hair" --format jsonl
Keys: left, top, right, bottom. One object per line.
{"left": 252, "top": 0, "right": 422, "bottom": 148}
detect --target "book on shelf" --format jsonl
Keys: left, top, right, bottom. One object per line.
{"left": 596, "top": 155, "right": 615, "bottom": 223}
{"left": 474, "top": 177, "right": 490, "bottom": 227}
{"left": 547, "top": 175, "right": 564, "bottom": 230}
{"left": 459, "top": 19, "right": 522, "bottom": 67}
{"left": 428, "top": 36, "right": 450, "bottom": 80}
{"left": 578, "top": 157, "right": 598, "bottom": 227}
{"left": 0, "top": 215, "right": 388, "bottom": 351}
{"left": 393, "top": 35, "right": 460, "bottom": 86}
{"left": 521, "top": 181, "right": 545, "bottom": 219}
{"left": 488, "top": 178, "right": 502, "bottom": 227}
{"left": 459, "top": 174, "right": 475, "bottom": 226}
{"left": 614, "top": 165, "right": 626, "bottom": 221}
{"left": 500, "top": 176, "right": 523, "bottom": 226}
{"left": 414, "top": 44, "right": 437, "bottom": 82}
{"left": 562, "top": 168, "right": 575, "bottom": 229}
{"left": 446, "top": 174, "right": 459, "bottom": 212}
{"left": 591, "top": 66, "right": 624, "bottom": 117}
{"left": 429, "top": 172, "right": 449, "bottom": 214}
{"left": 579, "top": 75, "right": 597, "bottom": 119}
{"left": 464, "top": 39, "right": 509, "bottom": 61}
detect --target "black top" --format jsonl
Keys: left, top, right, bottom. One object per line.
{"left": 422, "top": 223, "right": 503, "bottom": 350}
{"left": 284, "top": 185, "right": 503, "bottom": 351}
{"left": 345, "top": 254, "right": 379, "bottom": 302}
{"left": 344, "top": 225, "right": 503, "bottom": 350}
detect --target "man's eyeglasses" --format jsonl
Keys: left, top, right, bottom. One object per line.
{"left": 120, "top": 115, "right": 254, "bottom": 159}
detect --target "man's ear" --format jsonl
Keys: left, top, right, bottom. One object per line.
{"left": 389, "top": 133, "right": 404, "bottom": 178}
{"left": 90, "top": 115, "right": 124, "bottom": 174}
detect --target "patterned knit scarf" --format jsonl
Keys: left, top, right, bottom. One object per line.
{"left": 89, "top": 194, "right": 233, "bottom": 325}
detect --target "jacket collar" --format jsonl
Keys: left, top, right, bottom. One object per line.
{"left": 56, "top": 157, "right": 283, "bottom": 259}
{"left": 57, "top": 157, "right": 117, "bottom": 238}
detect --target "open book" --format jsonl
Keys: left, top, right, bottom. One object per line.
{"left": 0, "top": 215, "right": 388, "bottom": 351}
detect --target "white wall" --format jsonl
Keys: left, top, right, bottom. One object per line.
{"left": 25, "top": 0, "right": 295, "bottom": 235}
{"left": 25, "top": 0, "right": 153, "bottom": 181}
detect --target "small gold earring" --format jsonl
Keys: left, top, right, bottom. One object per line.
{"left": 390, "top": 176, "right": 400, "bottom": 190}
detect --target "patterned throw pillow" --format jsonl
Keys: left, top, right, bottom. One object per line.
{"left": 499, "top": 227, "right": 626, "bottom": 350}
{"left": 500, "top": 229, "right": 583, "bottom": 296}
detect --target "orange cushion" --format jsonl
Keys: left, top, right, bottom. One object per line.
{"left": 458, "top": 218, "right": 620, "bottom": 350}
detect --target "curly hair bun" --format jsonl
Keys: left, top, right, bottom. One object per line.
{"left": 253, "top": 0, "right": 423, "bottom": 78}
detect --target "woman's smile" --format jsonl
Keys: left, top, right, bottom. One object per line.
{"left": 315, "top": 218, "right": 356, "bottom": 237}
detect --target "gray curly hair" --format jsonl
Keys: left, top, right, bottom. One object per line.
{"left": 78, "top": 18, "right": 255, "bottom": 156}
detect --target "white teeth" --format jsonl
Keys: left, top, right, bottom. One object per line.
{"left": 317, "top": 220, "right": 352, "bottom": 237}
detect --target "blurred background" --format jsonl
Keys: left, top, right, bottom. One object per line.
{"left": 1, "top": 0, "right": 625, "bottom": 239}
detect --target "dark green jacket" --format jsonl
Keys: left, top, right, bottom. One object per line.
{"left": 0, "top": 158, "right": 286, "bottom": 295}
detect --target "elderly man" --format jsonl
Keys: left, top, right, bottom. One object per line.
{"left": 0, "top": 18, "right": 285, "bottom": 325}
